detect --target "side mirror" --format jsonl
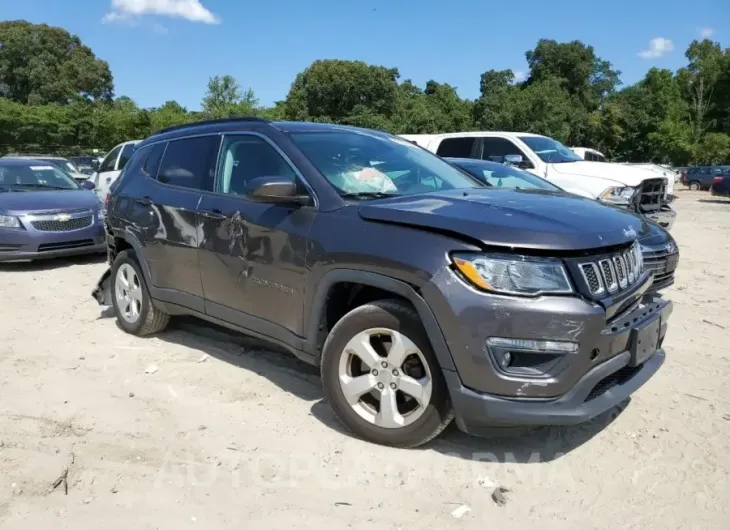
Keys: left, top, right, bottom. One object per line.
{"left": 246, "top": 176, "right": 310, "bottom": 205}
{"left": 504, "top": 154, "right": 523, "bottom": 167}
{"left": 80, "top": 180, "right": 96, "bottom": 190}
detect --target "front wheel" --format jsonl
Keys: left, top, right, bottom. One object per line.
{"left": 320, "top": 300, "right": 453, "bottom": 448}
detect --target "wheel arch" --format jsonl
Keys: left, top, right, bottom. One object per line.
{"left": 304, "top": 269, "right": 456, "bottom": 371}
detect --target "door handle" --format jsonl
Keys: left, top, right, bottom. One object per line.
{"left": 136, "top": 196, "right": 152, "bottom": 206}
{"left": 200, "top": 208, "right": 227, "bottom": 220}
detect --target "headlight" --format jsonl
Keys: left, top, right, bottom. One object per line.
{"left": 452, "top": 253, "right": 573, "bottom": 296}
{"left": 599, "top": 186, "right": 636, "bottom": 205}
{"left": 0, "top": 214, "right": 21, "bottom": 228}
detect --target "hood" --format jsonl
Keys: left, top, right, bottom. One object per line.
{"left": 551, "top": 161, "right": 665, "bottom": 187}
{"left": 0, "top": 189, "right": 102, "bottom": 215}
{"left": 358, "top": 188, "right": 649, "bottom": 251}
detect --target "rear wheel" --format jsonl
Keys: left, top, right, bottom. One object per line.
{"left": 320, "top": 300, "right": 453, "bottom": 448}
{"left": 111, "top": 250, "right": 169, "bottom": 336}
{"left": 688, "top": 181, "right": 701, "bottom": 191}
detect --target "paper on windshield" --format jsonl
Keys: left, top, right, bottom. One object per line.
{"left": 340, "top": 167, "right": 397, "bottom": 193}
{"left": 30, "top": 166, "right": 55, "bottom": 171}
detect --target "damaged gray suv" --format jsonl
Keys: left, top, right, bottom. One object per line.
{"left": 93, "top": 118, "right": 673, "bottom": 448}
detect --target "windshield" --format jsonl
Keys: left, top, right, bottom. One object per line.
{"left": 451, "top": 160, "right": 562, "bottom": 191}
{"left": 0, "top": 163, "right": 80, "bottom": 191}
{"left": 40, "top": 158, "right": 80, "bottom": 174}
{"left": 289, "top": 131, "right": 482, "bottom": 197}
{"left": 518, "top": 136, "right": 583, "bottom": 164}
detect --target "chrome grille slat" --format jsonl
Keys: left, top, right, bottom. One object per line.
{"left": 599, "top": 259, "right": 618, "bottom": 293}
{"left": 579, "top": 242, "right": 644, "bottom": 297}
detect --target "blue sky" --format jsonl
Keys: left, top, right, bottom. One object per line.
{"left": 2, "top": 0, "right": 728, "bottom": 110}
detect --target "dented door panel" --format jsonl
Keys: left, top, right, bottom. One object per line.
{"left": 197, "top": 193, "right": 315, "bottom": 338}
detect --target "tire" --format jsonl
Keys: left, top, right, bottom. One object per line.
{"left": 111, "top": 250, "right": 169, "bottom": 336}
{"left": 689, "top": 181, "right": 701, "bottom": 191}
{"left": 320, "top": 299, "right": 454, "bottom": 448}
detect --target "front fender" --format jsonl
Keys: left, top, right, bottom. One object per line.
{"left": 303, "top": 268, "right": 457, "bottom": 371}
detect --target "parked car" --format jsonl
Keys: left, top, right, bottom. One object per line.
{"left": 447, "top": 157, "right": 679, "bottom": 294}
{"left": 0, "top": 158, "right": 106, "bottom": 262}
{"left": 682, "top": 166, "right": 730, "bottom": 190}
{"left": 91, "top": 118, "right": 673, "bottom": 448}
{"left": 401, "top": 132, "right": 676, "bottom": 230}
{"left": 70, "top": 156, "right": 100, "bottom": 176}
{"left": 570, "top": 147, "right": 607, "bottom": 162}
{"left": 1, "top": 154, "right": 88, "bottom": 182}
{"left": 90, "top": 140, "right": 140, "bottom": 201}
{"left": 711, "top": 174, "right": 730, "bottom": 197}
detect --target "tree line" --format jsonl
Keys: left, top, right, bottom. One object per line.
{"left": 1, "top": 20, "right": 729, "bottom": 165}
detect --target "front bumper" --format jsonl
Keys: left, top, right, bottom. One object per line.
{"left": 422, "top": 265, "right": 672, "bottom": 433}
{"left": 0, "top": 213, "right": 106, "bottom": 262}
{"left": 446, "top": 348, "right": 665, "bottom": 433}
{"left": 444, "top": 295, "right": 672, "bottom": 433}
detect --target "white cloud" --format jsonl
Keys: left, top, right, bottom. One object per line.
{"left": 638, "top": 37, "right": 674, "bottom": 59}
{"left": 513, "top": 71, "right": 526, "bottom": 82}
{"left": 103, "top": 0, "right": 220, "bottom": 24}
{"left": 700, "top": 27, "right": 715, "bottom": 39}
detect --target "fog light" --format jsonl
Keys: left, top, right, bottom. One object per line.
{"left": 486, "top": 338, "right": 579, "bottom": 354}
{"left": 501, "top": 352, "right": 512, "bottom": 368}
{"left": 486, "top": 337, "right": 579, "bottom": 377}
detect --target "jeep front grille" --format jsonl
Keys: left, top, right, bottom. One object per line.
{"left": 579, "top": 242, "right": 644, "bottom": 297}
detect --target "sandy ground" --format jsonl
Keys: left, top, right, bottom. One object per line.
{"left": 0, "top": 191, "right": 729, "bottom": 529}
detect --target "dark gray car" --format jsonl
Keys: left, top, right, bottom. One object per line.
{"left": 0, "top": 159, "right": 106, "bottom": 262}
{"left": 92, "top": 119, "right": 673, "bottom": 448}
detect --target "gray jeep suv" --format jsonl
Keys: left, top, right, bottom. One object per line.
{"left": 92, "top": 118, "right": 673, "bottom": 448}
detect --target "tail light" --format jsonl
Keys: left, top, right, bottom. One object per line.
{"left": 713, "top": 176, "right": 723, "bottom": 184}
{"left": 105, "top": 193, "right": 111, "bottom": 210}
{"left": 681, "top": 170, "right": 687, "bottom": 182}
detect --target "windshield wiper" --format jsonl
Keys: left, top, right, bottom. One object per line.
{"left": 340, "top": 191, "right": 398, "bottom": 199}
{"left": 13, "top": 183, "right": 71, "bottom": 190}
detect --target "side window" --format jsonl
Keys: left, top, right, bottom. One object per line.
{"left": 114, "top": 142, "right": 166, "bottom": 191}
{"left": 158, "top": 136, "right": 219, "bottom": 190}
{"left": 436, "top": 137, "right": 476, "bottom": 158}
{"left": 117, "top": 143, "right": 136, "bottom": 170}
{"left": 595, "top": 153, "right": 606, "bottom": 163}
{"left": 98, "top": 145, "right": 122, "bottom": 173}
{"left": 585, "top": 152, "right": 594, "bottom": 161}
{"left": 216, "top": 135, "right": 298, "bottom": 195}
{"left": 141, "top": 143, "right": 166, "bottom": 178}
{"left": 481, "top": 138, "right": 534, "bottom": 168}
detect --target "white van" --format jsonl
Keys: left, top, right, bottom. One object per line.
{"left": 401, "top": 132, "right": 676, "bottom": 230}
{"left": 91, "top": 140, "right": 140, "bottom": 201}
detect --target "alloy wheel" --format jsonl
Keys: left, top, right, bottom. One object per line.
{"left": 337, "top": 328, "right": 433, "bottom": 429}
{"left": 115, "top": 263, "right": 143, "bottom": 324}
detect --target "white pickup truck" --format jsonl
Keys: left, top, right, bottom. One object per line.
{"left": 401, "top": 132, "right": 676, "bottom": 230}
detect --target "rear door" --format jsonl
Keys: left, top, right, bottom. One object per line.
{"left": 197, "top": 132, "right": 316, "bottom": 343}
{"left": 137, "top": 135, "right": 220, "bottom": 312}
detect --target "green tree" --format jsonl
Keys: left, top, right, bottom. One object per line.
{"left": 0, "top": 21, "right": 114, "bottom": 105}
{"left": 525, "top": 39, "right": 621, "bottom": 112}
{"left": 202, "top": 75, "right": 259, "bottom": 118}
{"left": 283, "top": 60, "right": 400, "bottom": 125}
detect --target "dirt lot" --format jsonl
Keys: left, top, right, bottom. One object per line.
{"left": 1, "top": 192, "right": 728, "bottom": 529}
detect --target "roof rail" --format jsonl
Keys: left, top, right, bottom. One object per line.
{"left": 153, "top": 117, "right": 269, "bottom": 136}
